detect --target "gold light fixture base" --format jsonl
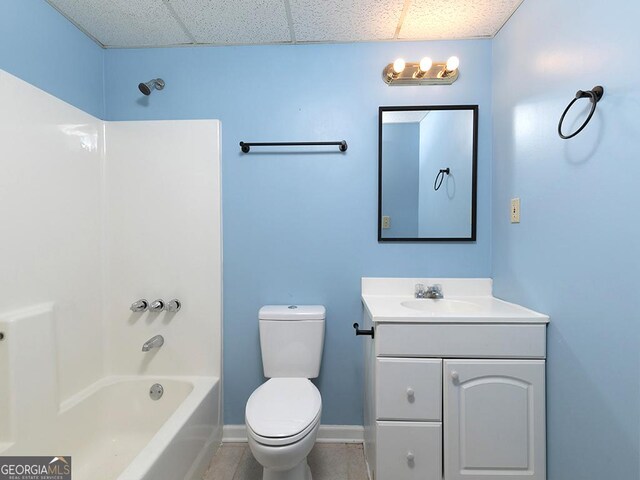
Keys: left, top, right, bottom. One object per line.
{"left": 382, "top": 62, "right": 459, "bottom": 86}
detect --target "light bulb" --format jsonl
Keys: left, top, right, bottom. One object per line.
{"left": 446, "top": 56, "right": 460, "bottom": 72}
{"left": 419, "top": 57, "right": 433, "bottom": 73}
{"left": 393, "top": 58, "right": 406, "bottom": 74}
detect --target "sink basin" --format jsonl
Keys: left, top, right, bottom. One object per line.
{"left": 400, "top": 299, "right": 482, "bottom": 314}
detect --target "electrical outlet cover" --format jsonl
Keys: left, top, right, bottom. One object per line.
{"left": 511, "top": 198, "right": 520, "bottom": 223}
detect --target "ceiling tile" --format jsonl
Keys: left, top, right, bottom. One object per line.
{"left": 289, "top": 0, "right": 405, "bottom": 42}
{"left": 169, "top": 0, "right": 291, "bottom": 45}
{"left": 48, "top": 0, "right": 191, "bottom": 47}
{"left": 399, "top": 0, "right": 523, "bottom": 40}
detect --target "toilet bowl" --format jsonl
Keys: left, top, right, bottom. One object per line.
{"left": 246, "top": 378, "right": 321, "bottom": 480}
{"left": 246, "top": 305, "right": 326, "bottom": 480}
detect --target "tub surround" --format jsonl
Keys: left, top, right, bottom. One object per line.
{"left": 104, "top": 120, "right": 222, "bottom": 378}
{"left": 0, "top": 71, "right": 222, "bottom": 480}
{"left": 0, "top": 69, "right": 104, "bottom": 402}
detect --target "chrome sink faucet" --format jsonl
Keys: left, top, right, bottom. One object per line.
{"left": 415, "top": 283, "right": 444, "bottom": 299}
{"left": 142, "top": 335, "right": 164, "bottom": 352}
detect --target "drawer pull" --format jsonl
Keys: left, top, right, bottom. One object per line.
{"left": 406, "top": 387, "right": 415, "bottom": 400}
{"left": 451, "top": 371, "right": 460, "bottom": 383}
{"left": 407, "top": 451, "right": 415, "bottom": 462}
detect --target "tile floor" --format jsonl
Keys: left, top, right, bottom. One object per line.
{"left": 203, "top": 443, "right": 369, "bottom": 480}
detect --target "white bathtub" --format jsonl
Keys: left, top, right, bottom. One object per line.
{"left": 0, "top": 375, "right": 221, "bottom": 480}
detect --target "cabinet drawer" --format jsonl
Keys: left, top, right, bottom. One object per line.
{"left": 376, "top": 323, "right": 546, "bottom": 358}
{"left": 376, "top": 421, "right": 442, "bottom": 480}
{"left": 376, "top": 358, "right": 441, "bottom": 421}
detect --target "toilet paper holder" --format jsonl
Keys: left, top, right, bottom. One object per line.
{"left": 353, "top": 323, "right": 375, "bottom": 339}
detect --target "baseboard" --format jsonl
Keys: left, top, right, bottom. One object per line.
{"left": 222, "top": 424, "right": 364, "bottom": 443}
{"left": 316, "top": 425, "right": 364, "bottom": 443}
{"left": 222, "top": 425, "right": 250, "bottom": 443}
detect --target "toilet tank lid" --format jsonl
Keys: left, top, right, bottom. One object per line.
{"left": 259, "top": 305, "right": 326, "bottom": 320}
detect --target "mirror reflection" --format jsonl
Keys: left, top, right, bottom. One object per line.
{"left": 378, "top": 106, "right": 477, "bottom": 241}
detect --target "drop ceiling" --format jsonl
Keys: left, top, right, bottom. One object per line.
{"left": 46, "top": 0, "right": 524, "bottom": 48}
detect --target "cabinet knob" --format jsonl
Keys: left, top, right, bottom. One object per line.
{"left": 451, "top": 371, "right": 460, "bottom": 383}
{"left": 406, "top": 387, "right": 415, "bottom": 399}
{"left": 407, "top": 451, "right": 415, "bottom": 462}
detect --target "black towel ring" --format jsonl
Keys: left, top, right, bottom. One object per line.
{"left": 434, "top": 168, "right": 450, "bottom": 191}
{"left": 558, "top": 86, "right": 604, "bottom": 139}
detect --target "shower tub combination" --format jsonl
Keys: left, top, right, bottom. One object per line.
{"left": 0, "top": 307, "right": 221, "bottom": 480}
{"left": 0, "top": 71, "right": 223, "bottom": 480}
{"left": 0, "top": 306, "right": 221, "bottom": 479}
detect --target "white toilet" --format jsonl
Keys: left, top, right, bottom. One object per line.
{"left": 245, "top": 305, "right": 325, "bottom": 480}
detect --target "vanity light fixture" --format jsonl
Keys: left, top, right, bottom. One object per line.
{"left": 383, "top": 56, "right": 460, "bottom": 86}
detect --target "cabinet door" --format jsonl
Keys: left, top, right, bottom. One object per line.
{"left": 443, "top": 360, "right": 546, "bottom": 480}
{"left": 377, "top": 421, "right": 442, "bottom": 480}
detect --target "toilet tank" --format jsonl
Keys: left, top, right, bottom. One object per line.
{"left": 259, "top": 305, "right": 325, "bottom": 378}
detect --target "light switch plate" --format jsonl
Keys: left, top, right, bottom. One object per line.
{"left": 382, "top": 216, "right": 391, "bottom": 229}
{"left": 511, "top": 198, "right": 520, "bottom": 223}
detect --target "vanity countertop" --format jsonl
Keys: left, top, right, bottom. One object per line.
{"left": 361, "top": 278, "right": 549, "bottom": 324}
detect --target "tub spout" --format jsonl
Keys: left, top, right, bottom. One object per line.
{"left": 142, "top": 335, "right": 164, "bottom": 352}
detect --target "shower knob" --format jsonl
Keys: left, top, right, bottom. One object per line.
{"left": 130, "top": 299, "right": 148, "bottom": 312}
{"left": 166, "top": 299, "right": 181, "bottom": 313}
{"left": 149, "top": 299, "right": 165, "bottom": 312}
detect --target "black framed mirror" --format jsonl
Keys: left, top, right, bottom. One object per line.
{"left": 378, "top": 105, "right": 478, "bottom": 242}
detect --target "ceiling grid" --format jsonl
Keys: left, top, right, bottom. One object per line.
{"left": 45, "top": 0, "right": 524, "bottom": 48}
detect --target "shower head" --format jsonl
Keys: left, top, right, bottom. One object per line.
{"left": 138, "top": 78, "right": 165, "bottom": 96}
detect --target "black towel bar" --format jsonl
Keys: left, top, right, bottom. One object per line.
{"left": 239, "top": 141, "right": 348, "bottom": 153}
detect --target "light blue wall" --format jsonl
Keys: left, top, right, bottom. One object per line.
{"left": 418, "top": 110, "right": 473, "bottom": 237}
{"left": 491, "top": 0, "right": 640, "bottom": 478}
{"left": 0, "top": 0, "right": 104, "bottom": 118}
{"left": 381, "top": 122, "right": 420, "bottom": 237}
{"left": 104, "top": 40, "right": 493, "bottom": 424}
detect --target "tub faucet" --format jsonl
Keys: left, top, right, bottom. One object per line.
{"left": 415, "top": 283, "right": 444, "bottom": 299}
{"left": 142, "top": 335, "right": 164, "bottom": 352}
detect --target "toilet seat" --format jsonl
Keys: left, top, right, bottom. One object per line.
{"left": 246, "top": 378, "right": 322, "bottom": 447}
{"left": 248, "top": 410, "right": 321, "bottom": 447}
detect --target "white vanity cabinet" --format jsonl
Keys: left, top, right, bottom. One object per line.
{"left": 360, "top": 278, "right": 549, "bottom": 480}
